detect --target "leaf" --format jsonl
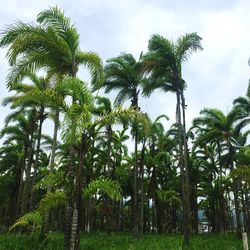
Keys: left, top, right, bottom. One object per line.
{"left": 84, "top": 178, "right": 122, "bottom": 201}
{"left": 38, "top": 191, "right": 66, "bottom": 213}
{"left": 10, "top": 211, "right": 42, "bottom": 233}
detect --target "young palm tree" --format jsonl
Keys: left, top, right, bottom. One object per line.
{"left": 143, "top": 33, "right": 202, "bottom": 246}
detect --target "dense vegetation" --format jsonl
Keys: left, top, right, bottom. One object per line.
{"left": 0, "top": 7, "right": 249, "bottom": 250}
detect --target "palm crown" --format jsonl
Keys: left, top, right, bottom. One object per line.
{"left": 0, "top": 7, "right": 103, "bottom": 87}
{"left": 143, "top": 33, "right": 202, "bottom": 95}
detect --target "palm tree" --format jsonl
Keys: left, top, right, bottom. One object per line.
{"left": 59, "top": 75, "right": 148, "bottom": 248}
{"left": 143, "top": 33, "right": 202, "bottom": 246}
{"left": 102, "top": 52, "right": 146, "bottom": 236}
{"left": 147, "top": 115, "right": 170, "bottom": 234}
{"left": 193, "top": 107, "right": 248, "bottom": 234}
{"left": 0, "top": 142, "right": 25, "bottom": 225}
{"left": 0, "top": 111, "right": 35, "bottom": 216}
{"left": 0, "top": 7, "right": 103, "bottom": 85}
{"left": 233, "top": 81, "right": 250, "bottom": 129}
{"left": 0, "top": 6, "right": 103, "bottom": 194}
{"left": 0, "top": 7, "right": 103, "bottom": 249}
{"left": 2, "top": 71, "right": 53, "bottom": 210}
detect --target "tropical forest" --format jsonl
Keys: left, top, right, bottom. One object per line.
{"left": 0, "top": 6, "right": 249, "bottom": 250}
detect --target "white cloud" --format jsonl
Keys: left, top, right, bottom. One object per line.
{"left": 0, "top": 0, "right": 249, "bottom": 137}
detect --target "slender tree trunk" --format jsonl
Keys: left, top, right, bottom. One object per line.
{"left": 65, "top": 133, "right": 88, "bottom": 250}
{"left": 133, "top": 127, "right": 138, "bottom": 237}
{"left": 64, "top": 148, "right": 76, "bottom": 250}
{"left": 217, "top": 143, "right": 226, "bottom": 233}
{"left": 48, "top": 110, "right": 60, "bottom": 181}
{"left": 21, "top": 112, "right": 36, "bottom": 215}
{"left": 180, "top": 91, "right": 192, "bottom": 233}
{"left": 42, "top": 109, "right": 60, "bottom": 235}
{"left": 8, "top": 163, "right": 23, "bottom": 225}
{"left": 176, "top": 90, "right": 190, "bottom": 246}
{"left": 244, "top": 188, "right": 250, "bottom": 232}
{"left": 233, "top": 181, "right": 241, "bottom": 234}
{"left": 30, "top": 106, "right": 45, "bottom": 211}
{"left": 139, "top": 141, "right": 146, "bottom": 237}
{"left": 131, "top": 92, "right": 139, "bottom": 237}
{"left": 229, "top": 147, "right": 241, "bottom": 235}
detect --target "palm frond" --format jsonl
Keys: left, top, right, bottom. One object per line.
{"left": 176, "top": 32, "right": 203, "bottom": 61}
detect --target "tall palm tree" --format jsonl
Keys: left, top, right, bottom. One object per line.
{"left": 143, "top": 33, "right": 202, "bottom": 246}
{"left": 102, "top": 52, "right": 146, "bottom": 236}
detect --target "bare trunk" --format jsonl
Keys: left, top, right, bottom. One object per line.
{"left": 176, "top": 90, "right": 190, "bottom": 246}
{"left": 21, "top": 117, "right": 35, "bottom": 215}
{"left": 8, "top": 163, "right": 23, "bottom": 225}
{"left": 64, "top": 148, "right": 76, "bottom": 250}
{"left": 133, "top": 128, "right": 138, "bottom": 237}
{"left": 139, "top": 142, "right": 145, "bottom": 236}
{"left": 30, "top": 106, "right": 45, "bottom": 211}
{"left": 42, "top": 110, "right": 60, "bottom": 235}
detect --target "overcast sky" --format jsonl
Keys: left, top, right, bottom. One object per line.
{"left": 0, "top": 0, "right": 249, "bottom": 135}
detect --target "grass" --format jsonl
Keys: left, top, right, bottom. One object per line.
{"left": 0, "top": 232, "right": 247, "bottom": 250}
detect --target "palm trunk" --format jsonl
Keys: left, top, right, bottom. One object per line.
{"left": 21, "top": 113, "right": 36, "bottom": 215}
{"left": 64, "top": 148, "right": 76, "bottom": 250}
{"left": 180, "top": 91, "right": 192, "bottom": 235}
{"left": 229, "top": 151, "right": 242, "bottom": 235}
{"left": 244, "top": 188, "right": 250, "bottom": 232}
{"left": 131, "top": 91, "right": 139, "bottom": 237}
{"left": 139, "top": 141, "right": 146, "bottom": 236}
{"left": 133, "top": 127, "right": 138, "bottom": 237}
{"left": 30, "top": 106, "right": 45, "bottom": 211}
{"left": 176, "top": 90, "right": 190, "bottom": 246}
{"left": 8, "top": 163, "right": 23, "bottom": 225}
{"left": 48, "top": 110, "right": 60, "bottom": 181}
{"left": 42, "top": 109, "right": 60, "bottom": 235}
{"left": 217, "top": 142, "right": 226, "bottom": 233}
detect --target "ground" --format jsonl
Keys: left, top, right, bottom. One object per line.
{"left": 0, "top": 232, "right": 248, "bottom": 250}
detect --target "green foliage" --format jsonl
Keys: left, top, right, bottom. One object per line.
{"left": 157, "top": 190, "right": 181, "bottom": 207}
{"left": 103, "top": 53, "right": 145, "bottom": 105}
{"left": 154, "top": 152, "right": 171, "bottom": 164}
{"left": 0, "top": 233, "right": 247, "bottom": 250}
{"left": 0, "top": 5, "right": 250, "bottom": 246}
{"left": 84, "top": 178, "right": 122, "bottom": 201}
{"left": 142, "top": 32, "right": 202, "bottom": 95}
{"left": 34, "top": 171, "right": 64, "bottom": 190}
{"left": 9, "top": 211, "right": 42, "bottom": 233}
{"left": 11, "top": 89, "right": 67, "bottom": 110}
{"left": 9, "top": 191, "right": 65, "bottom": 233}
{"left": 236, "top": 146, "right": 250, "bottom": 165}
{"left": 231, "top": 166, "right": 250, "bottom": 184}
{"left": 38, "top": 191, "right": 66, "bottom": 214}
{"left": 95, "top": 106, "right": 150, "bottom": 135}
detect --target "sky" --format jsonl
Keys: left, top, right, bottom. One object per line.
{"left": 0, "top": 0, "right": 249, "bottom": 136}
